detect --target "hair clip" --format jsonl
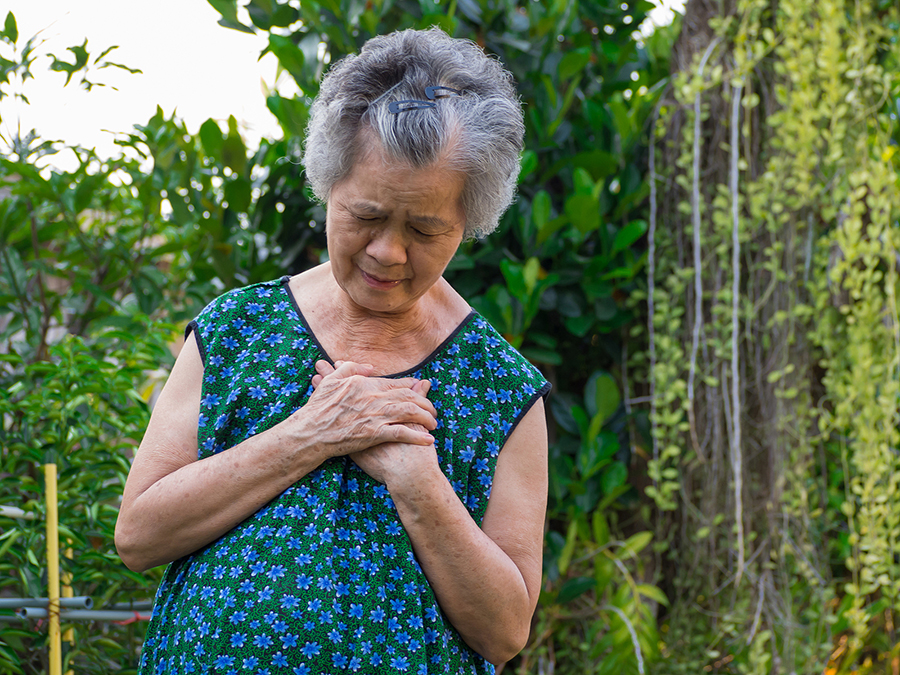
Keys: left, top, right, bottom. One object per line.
{"left": 386, "top": 86, "right": 464, "bottom": 114}
{"left": 388, "top": 99, "right": 437, "bottom": 113}
{"left": 425, "top": 85, "right": 463, "bottom": 100}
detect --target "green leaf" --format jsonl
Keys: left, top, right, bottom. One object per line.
{"left": 622, "top": 531, "right": 653, "bottom": 557}
{"left": 207, "top": 0, "right": 256, "bottom": 32}
{"left": 268, "top": 34, "right": 305, "bottom": 84}
{"left": 532, "top": 190, "right": 551, "bottom": 230}
{"left": 270, "top": 3, "right": 299, "bottom": 28}
{"left": 585, "top": 370, "right": 620, "bottom": 423}
{"left": 222, "top": 115, "right": 247, "bottom": 175}
{"left": 559, "top": 47, "right": 591, "bottom": 81}
{"left": 638, "top": 583, "right": 670, "bottom": 606}
{"left": 247, "top": 0, "right": 274, "bottom": 29}
{"left": 500, "top": 259, "right": 526, "bottom": 302}
{"left": 266, "top": 94, "right": 309, "bottom": 138}
{"left": 1, "top": 246, "right": 28, "bottom": 298}
{"left": 564, "top": 314, "right": 593, "bottom": 337}
{"left": 600, "top": 461, "right": 628, "bottom": 496}
{"left": 224, "top": 177, "right": 252, "bottom": 212}
{"left": 50, "top": 40, "right": 90, "bottom": 86}
{"left": 557, "top": 519, "right": 578, "bottom": 575}
{"left": 612, "top": 219, "right": 647, "bottom": 254}
{"left": 564, "top": 194, "right": 601, "bottom": 235}
{"left": 578, "top": 433, "right": 616, "bottom": 480}
{"left": 558, "top": 576, "right": 596, "bottom": 604}
{"left": 592, "top": 511, "right": 610, "bottom": 546}
{"left": 519, "top": 150, "right": 537, "bottom": 182}
{"left": 199, "top": 118, "right": 224, "bottom": 160}
{"left": 3, "top": 12, "right": 17, "bottom": 43}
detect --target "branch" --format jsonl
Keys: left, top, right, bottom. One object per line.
{"left": 730, "top": 79, "right": 745, "bottom": 585}
{"left": 687, "top": 38, "right": 720, "bottom": 456}
{"left": 600, "top": 604, "right": 645, "bottom": 675}
{"left": 27, "top": 199, "right": 52, "bottom": 360}
{"left": 648, "top": 103, "right": 660, "bottom": 476}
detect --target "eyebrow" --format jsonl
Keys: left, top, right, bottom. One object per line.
{"left": 348, "top": 202, "right": 451, "bottom": 230}
{"left": 409, "top": 214, "right": 452, "bottom": 230}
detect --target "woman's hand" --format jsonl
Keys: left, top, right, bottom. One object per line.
{"left": 301, "top": 360, "right": 437, "bottom": 460}
{"left": 310, "top": 360, "right": 439, "bottom": 483}
{"left": 117, "top": 350, "right": 438, "bottom": 572}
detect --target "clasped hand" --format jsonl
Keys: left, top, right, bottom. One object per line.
{"left": 305, "top": 360, "right": 439, "bottom": 486}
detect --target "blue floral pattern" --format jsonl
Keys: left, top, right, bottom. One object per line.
{"left": 139, "top": 277, "right": 550, "bottom": 674}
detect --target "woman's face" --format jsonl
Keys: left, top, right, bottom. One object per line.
{"left": 326, "top": 140, "right": 466, "bottom": 316}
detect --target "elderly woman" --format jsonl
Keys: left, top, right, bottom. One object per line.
{"left": 116, "top": 27, "right": 550, "bottom": 674}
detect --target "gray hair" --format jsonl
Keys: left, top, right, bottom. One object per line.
{"left": 303, "top": 27, "right": 525, "bottom": 239}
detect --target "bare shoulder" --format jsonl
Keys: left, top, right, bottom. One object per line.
{"left": 288, "top": 264, "right": 334, "bottom": 311}
{"left": 433, "top": 276, "right": 472, "bottom": 326}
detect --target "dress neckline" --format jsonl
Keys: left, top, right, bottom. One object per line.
{"left": 279, "top": 275, "right": 476, "bottom": 379}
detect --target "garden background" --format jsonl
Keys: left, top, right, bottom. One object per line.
{"left": 1, "top": 0, "right": 899, "bottom": 673}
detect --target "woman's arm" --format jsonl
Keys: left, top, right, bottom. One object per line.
{"left": 115, "top": 335, "right": 438, "bottom": 572}
{"left": 352, "top": 398, "right": 548, "bottom": 665}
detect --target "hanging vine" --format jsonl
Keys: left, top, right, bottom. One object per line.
{"left": 644, "top": 0, "right": 900, "bottom": 670}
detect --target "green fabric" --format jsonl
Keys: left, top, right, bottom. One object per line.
{"left": 139, "top": 276, "right": 549, "bottom": 675}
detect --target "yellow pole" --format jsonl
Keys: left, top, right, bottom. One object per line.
{"left": 44, "top": 463, "right": 62, "bottom": 675}
{"left": 63, "top": 545, "right": 74, "bottom": 675}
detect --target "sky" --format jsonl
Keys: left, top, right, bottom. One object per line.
{"left": 0, "top": 0, "right": 684, "bottom": 170}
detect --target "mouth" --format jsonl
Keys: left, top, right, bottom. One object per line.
{"left": 360, "top": 269, "right": 404, "bottom": 289}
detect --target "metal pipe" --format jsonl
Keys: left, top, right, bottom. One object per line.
{"left": 109, "top": 601, "right": 154, "bottom": 611}
{"left": 44, "top": 463, "right": 62, "bottom": 675}
{"left": 17, "top": 608, "right": 152, "bottom": 622}
{"left": 0, "top": 597, "right": 93, "bottom": 609}
{"left": 63, "top": 546, "right": 74, "bottom": 675}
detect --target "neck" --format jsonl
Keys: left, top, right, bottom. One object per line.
{"left": 298, "top": 263, "right": 462, "bottom": 374}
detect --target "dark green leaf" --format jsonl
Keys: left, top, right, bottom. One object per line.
{"left": 268, "top": 34, "right": 305, "bottom": 84}
{"left": 3, "top": 12, "right": 17, "bottom": 43}
{"left": 559, "top": 47, "right": 591, "bottom": 81}
{"left": 600, "top": 461, "right": 628, "bottom": 495}
{"left": 564, "top": 194, "right": 601, "bottom": 235}
{"left": 557, "top": 576, "right": 596, "bottom": 604}
{"left": 585, "top": 370, "right": 620, "bottom": 423}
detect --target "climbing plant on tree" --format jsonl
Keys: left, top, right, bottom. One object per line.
{"left": 644, "top": 0, "right": 900, "bottom": 671}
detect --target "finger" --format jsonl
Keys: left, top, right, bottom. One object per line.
{"left": 386, "top": 388, "right": 438, "bottom": 421}
{"left": 315, "top": 360, "right": 336, "bottom": 378}
{"left": 412, "top": 379, "right": 432, "bottom": 396}
{"left": 389, "top": 376, "right": 424, "bottom": 390}
{"left": 390, "top": 402, "right": 438, "bottom": 431}
{"left": 383, "top": 423, "right": 435, "bottom": 446}
{"left": 329, "top": 361, "right": 374, "bottom": 379}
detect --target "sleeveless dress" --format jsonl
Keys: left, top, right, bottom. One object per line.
{"left": 138, "top": 276, "right": 550, "bottom": 675}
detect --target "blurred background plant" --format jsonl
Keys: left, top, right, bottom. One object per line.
{"left": 3, "top": 0, "right": 900, "bottom": 673}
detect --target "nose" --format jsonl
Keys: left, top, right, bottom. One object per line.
{"left": 365, "top": 224, "right": 408, "bottom": 267}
